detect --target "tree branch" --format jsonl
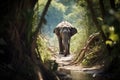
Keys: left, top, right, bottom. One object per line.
{"left": 33, "top": 0, "right": 52, "bottom": 37}
{"left": 31, "top": 0, "right": 52, "bottom": 57}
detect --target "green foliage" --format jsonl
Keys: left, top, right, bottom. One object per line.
{"left": 32, "top": 0, "right": 99, "bottom": 58}
{"left": 70, "top": 28, "right": 87, "bottom": 54}
{"left": 32, "top": 0, "right": 48, "bottom": 32}
{"left": 82, "top": 37, "right": 106, "bottom": 66}
{"left": 70, "top": 1, "right": 98, "bottom": 54}
{"left": 52, "top": 0, "right": 66, "bottom": 13}
{"left": 102, "top": 25, "right": 119, "bottom": 47}
{"left": 34, "top": 0, "right": 120, "bottom": 72}
{"left": 81, "top": 0, "right": 120, "bottom": 71}
{"left": 36, "top": 35, "right": 51, "bottom": 62}
{"left": 109, "top": 26, "right": 119, "bottom": 42}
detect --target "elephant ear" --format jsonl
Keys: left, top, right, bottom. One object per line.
{"left": 53, "top": 27, "right": 60, "bottom": 36}
{"left": 70, "top": 27, "right": 77, "bottom": 36}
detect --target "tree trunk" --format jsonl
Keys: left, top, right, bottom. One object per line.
{"left": 99, "top": 0, "right": 106, "bottom": 19}
{"left": 0, "top": 0, "right": 58, "bottom": 80}
{"left": 86, "top": 0, "right": 107, "bottom": 41}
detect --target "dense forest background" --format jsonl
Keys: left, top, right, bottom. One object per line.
{"left": 36, "top": 0, "right": 97, "bottom": 60}
{"left": 0, "top": 0, "right": 120, "bottom": 80}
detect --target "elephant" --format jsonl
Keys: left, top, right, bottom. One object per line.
{"left": 53, "top": 21, "right": 77, "bottom": 56}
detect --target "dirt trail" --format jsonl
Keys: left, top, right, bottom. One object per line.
{"left": 49, "top": 53, "right": 105, "bottom": 80}
{"left": 52, "top": 54, "right": 102, "bottom": 71}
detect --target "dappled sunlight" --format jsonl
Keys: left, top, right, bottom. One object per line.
{"left": 34, "top": 0, "right": 120, "bottom": 80}
{"left": 37, "top": 0, "right": 106, "bottom": 76}
{"left": 1, "top": 0, "right": 120, "bottom": 80}
{"left": 38, "top": 0, "right": 89, "bottom": 56}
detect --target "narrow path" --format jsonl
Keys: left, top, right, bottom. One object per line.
{"left": 52, "top": 54, "right": 102, "bottom": 71}
{"left": 51, "top": 54, "right": 104, "bottom": 80}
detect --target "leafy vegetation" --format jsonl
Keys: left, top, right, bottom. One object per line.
{"left": 35, "top": 0, "right": 97, "bottom": 56}
{"left": 82, "top": 35, "right": 106, "bottom": 67}
{"left": 84, "top": 0, "right": 120, "bottom": 75}
{"left": 1, "top": 0, "right": 120, "bottom": 80}
{"left": 36, "top": 35, "right": 51, "bottom": 62}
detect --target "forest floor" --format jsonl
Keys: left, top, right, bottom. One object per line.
{"left": 51, "top": 53, "right": 104, "bottom": 80}
{"left": 52, "top": 53, "right": 103, "bottom": 71}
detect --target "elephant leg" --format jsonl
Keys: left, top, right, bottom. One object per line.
{"left": 58, "top": 36, "right": 64, "bottom": 54}
{"left": 68, "top": 43, "right": 70, "bottom": 55}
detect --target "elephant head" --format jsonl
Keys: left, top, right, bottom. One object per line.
{"left": 53, "top": 21, "right": 77, "bottom": 56}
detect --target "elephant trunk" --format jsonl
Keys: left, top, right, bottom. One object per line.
{"left": 64, "top": 42, "right": 70, "bottom": 56}
{"left": 62, "top": 37, "right": 70, "bottom": 56}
